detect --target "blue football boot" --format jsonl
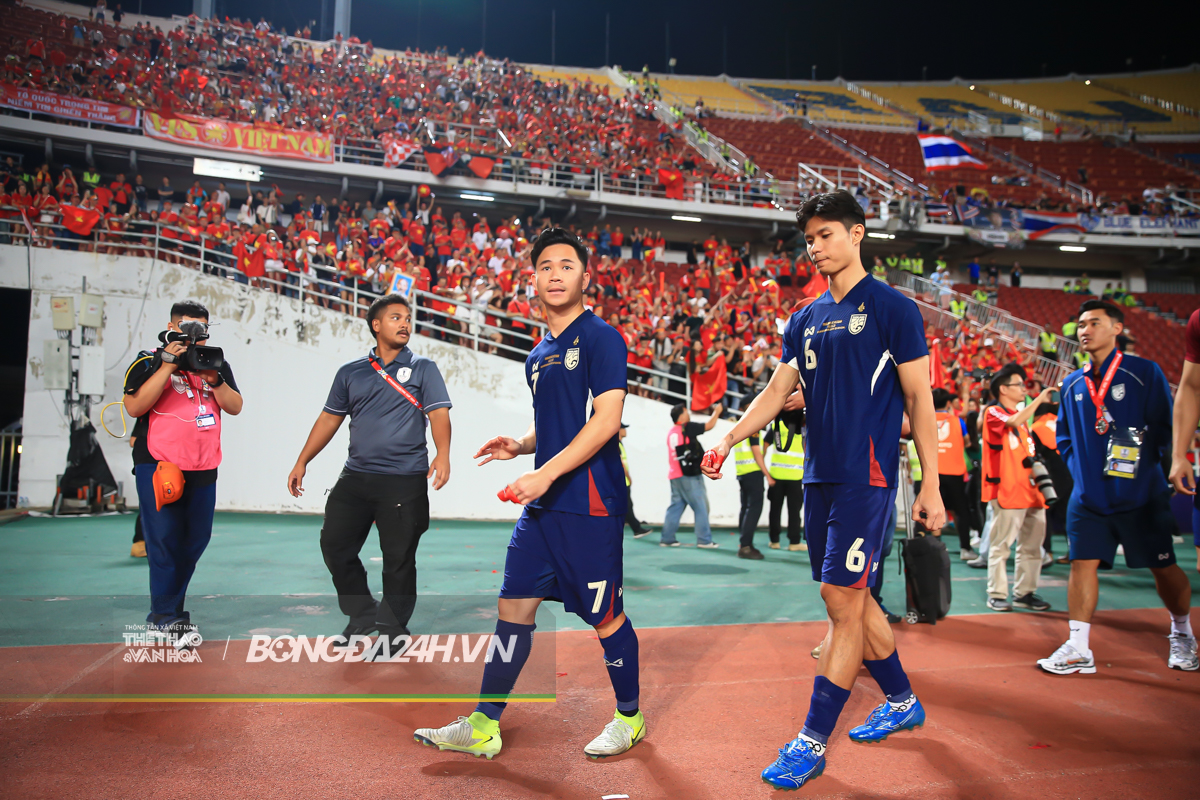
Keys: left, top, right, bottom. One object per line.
{"left": 761, "top": 734, "right": 826, "bottom": 790}
{"left": 848, "top": 695, "right": 925, "bottom": 742}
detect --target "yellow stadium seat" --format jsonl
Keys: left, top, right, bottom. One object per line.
{"left": 741, "top": 81, "right": 910, "bottom": 128}
{"left": 981, "top": 78, "right": 1200, "bottom": 134}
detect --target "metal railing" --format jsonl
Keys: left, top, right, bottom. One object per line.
{"left": 888, "top": 270, "right": 1082, "bottom": 366}
{"left": 0, "top": 108, "right": 805, "bottom": 214}
{"left": 906, "top": 293, "right": 1073, "bottom": 388}
{"left": 3, "top": 214, "right": 768, "bottom": 415}
{"left": 0, "top": 431, "right": 19, "bottom": 510}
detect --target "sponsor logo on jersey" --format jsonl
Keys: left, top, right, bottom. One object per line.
{"left": 1111, "top": 383, "right": 1125, "bottom": 401}
{"left": 565, "top": 347, "right": 580, "bottom": 370}
{"left": 849, "top": 313, "right": 867, "bottom": 335}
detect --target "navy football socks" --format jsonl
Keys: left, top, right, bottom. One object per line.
{"left": 863, "top": 650, "right": 914, "bottom": 705}
{"left": 600, "top": 616, "right": 641, "bottom": 715}
{"left": 801, "top": 675, "right": 851, "bottom": 744}
{"left": 474, "top": 619, "right": 536, "bottom": 721}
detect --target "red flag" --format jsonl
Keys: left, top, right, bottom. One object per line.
{"left": 657, "top": 167, "right": 685, "bottom": 200}
{"left": 60, "top": 205, "right": 101, "bottom": 236}
{"left": 929, "top": 339, "right": 950, "bottom": 389}
{"left": 691, "top": 354, "right": 727, "bottom": 411}
{"left": 466, "top": 155, "right": 495, "bottom": 179}
{"left": 800, "top": 269, "right": 828, "bottom": 299}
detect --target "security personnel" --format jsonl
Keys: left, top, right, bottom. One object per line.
{"left": 734, "top": 428, "right": 770, "bottom": 559}
{"left": 885, "top": 254, "right": 899, "bottom": 270}
{"left": 972, "top": 287, "right": 989, "bottom": 304}
{"left": 898, "top": 254, "right": 912, "bottom": 273}
{"left": 935, "top": 257, "right": 948, "bottom": 272}
{"left": 1039, "top": 299, "right": 1196, "bottom": 674}
{"left": 619, "top": 422, "right": 652, "bottom": 537}
{"left": 911, "top": 256, "right": 925, "bottom": 276}
{"left": 933, "top": 388, "right": 976, "bottom": 559}
{"left": 122, "top": 300, "right": 243, "bottom": 638}
{"left": 765, "top": 414, "right": 805, "bottom": 550}
{"left": 288, "top": 294, "right": 452, "bottom": 655}
{"left": 1071, "top": 349, "right": 1090, "bottom": 371}
{"left": 81, "top": 166, "right": 101, "bottom": 191}
{"left": 949, "top": 298, "right": 967, "bottom": 319}
{"left": 1062, "top": 316, "right": 1079, "bottom": 341}
{"left": 1038, "top": 327, "right": 1059, "bottom": 361}
{"left": 872, "top": 257, "right": 888, "bottom": 282}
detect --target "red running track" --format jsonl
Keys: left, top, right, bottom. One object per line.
{"left": 2, "top": 608, "right": 1199, "bottom": 799}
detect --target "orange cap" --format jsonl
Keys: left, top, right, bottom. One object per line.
{"left": 153, "top": 462, "right": 186, "bottom": 511}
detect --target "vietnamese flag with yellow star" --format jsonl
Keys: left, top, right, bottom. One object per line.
{"left": 60, "top": 205, "right": 101, "bottom": 236}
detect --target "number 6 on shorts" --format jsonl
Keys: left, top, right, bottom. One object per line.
{"left": 588, "top": 580, "right": 608, "bottom": 614}
{"left": 845, "top": 538, "right": 866, "bottom": 573}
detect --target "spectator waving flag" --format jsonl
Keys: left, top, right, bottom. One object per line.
{"left": 381, "top": 133, "right": 419, "bottom": 169}
{"left": 917, "top": 135, "right": 986, "bottom": 171}
{"left": 60, "top": 205, "right": 101, "bottom": 236}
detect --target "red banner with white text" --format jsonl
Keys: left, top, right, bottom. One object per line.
{"left": 0, "top": 83, "right": 139, "bottom": 128}
{"left": 143, "top": 111, "right": 334, "bottom": 163}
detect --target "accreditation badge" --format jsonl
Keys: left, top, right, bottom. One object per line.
{"left": 1105, "top": 427, "right": 1143, "bottom": 479}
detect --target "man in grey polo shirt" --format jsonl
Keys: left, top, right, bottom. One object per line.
{"left": 288, "top": 293, "right": 452, "bottom": 650}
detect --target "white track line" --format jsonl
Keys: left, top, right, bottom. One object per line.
{"left": 10, "top": 644, "right": 124, "bottom": 719}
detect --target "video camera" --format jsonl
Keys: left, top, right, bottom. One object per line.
{"left": 158, "top": 320, "right": 224, "bottom": 372}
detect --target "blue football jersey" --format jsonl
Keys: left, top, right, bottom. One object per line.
{"left": 525, "top": 310, "right": 628, "bottom": 516}
{"left": 781, "top": 274, "right": 928, "bottom": 488}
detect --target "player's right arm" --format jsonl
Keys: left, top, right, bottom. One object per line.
{"left": 701, "top": 362, "right": 798, "bottom": 479}
{"left": 1170, "top": 359, "right": 1200, "bottom": 495}
{"left": 476, "top": 420, "right": 537, "bottom": 465}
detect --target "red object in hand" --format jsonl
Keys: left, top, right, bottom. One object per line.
{"left": 497, "top": 486, "right": 522, "bottom": 504}
{"left": 701, "top": 449, "right": 725, "bottom": 472}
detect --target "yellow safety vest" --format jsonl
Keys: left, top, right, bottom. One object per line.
{"left": 734, "top": 436, "right": 760, "bottom": 477}
{"left": 767, "top": 420, "right": 804, "bottom": 481}
{"left": 1071, "top": 351, "right": 1090, "bottom": 370}
{"left": 935, "top": 258, "right": 947, "bottom": 271}
{"left": 899, "top": 257, "right": 912, "bottom": 272}
{"left": 1038, "top": 331, "right": 1057, "bottom": 353}
{"left": 972, "top": 289, "right": 988, "bottom": 303}
{"left": 885, "top": 256, "right": 898, "bottom": 268}
{"left": 949, "top": 299, "right": 966, "bottom": 318}
{"left": 618, "top": 442, "right": 630, "bottom": 486}
{"left": 82, "top": 169, "right": 100, "bottom": 186}
{"left": 872, "top": 264, "right": 887, "bottom": 281}
{"left": 907, "top": 439, "right": 922, "bottom": 482}
{"left": 911, "top": 257, "right": 924, "bottom": 276}
{"left": 1062, "top": 321, "right": 1078, "bottom": 338}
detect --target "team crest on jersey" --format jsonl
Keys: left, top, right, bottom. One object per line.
{"left": 396, "top": 367, "right": 412, "bottom": 383}
{"left": 1111, "top": 383, "right": 1125, "bottom": 401}
{"left": 565, "top": 347, "right": 580, "bottom": 370}
{"left": 849, "top": 313, "right": 867, "bottom": 335}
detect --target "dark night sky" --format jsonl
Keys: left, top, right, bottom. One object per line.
{"left": 126, "top": 0, "right": 1198, "bottom": 83}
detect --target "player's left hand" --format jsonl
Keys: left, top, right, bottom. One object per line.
{"left": 912, "top": 485, "right": 946, "bottom": 533}
{"left": 428, "top": 452, "right": 450, "bottom": 490}
{"left": 510, "top": 468, "right": 553, "bottom": 504}
{"left": 782, "top": 388, "right": 805, "bottom": 411}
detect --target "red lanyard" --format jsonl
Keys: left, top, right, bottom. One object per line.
{"left": 1082, "top": 351, "right": 1122, "bottom": 435}
{"left": 367, "top": 353, "right": 423, "bottom": 410}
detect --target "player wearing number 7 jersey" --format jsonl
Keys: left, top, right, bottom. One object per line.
{"left": 700, "top": 190, "right": 945, "bottom": 791}
{"left": 414, "top": 228, "right": 645, "bottom": 761}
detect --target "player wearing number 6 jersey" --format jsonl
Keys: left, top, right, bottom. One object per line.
{"left": 700, "top": 191, "right": 945, "bottom": 791}
{"left": 414, "top": 228, "right": 645, "bottom": 761}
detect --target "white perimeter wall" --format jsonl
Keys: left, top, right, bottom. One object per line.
{"left": 1, "top": 245, "right": 740, "bottom": 525}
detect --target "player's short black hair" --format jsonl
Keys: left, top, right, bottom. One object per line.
{"left": 530, "top": 227, "right": 590, "bottom": 268}
{"left": 796, "top": 189, "right": 866, "bottom": 235}
{"left": 990, "top": 363, "right": 1026, "bottom": 399}
{"left": 1079, "top": 299, "right": 1124, "bottom": 324}
{"left": 931, "top": 388, "right": 954, "bottom": 410}
{"left": 366, "top": 293, "right": 411, "bottom": 339}
{"left": 670, "top": 403, "right": 687, "bottom": 423}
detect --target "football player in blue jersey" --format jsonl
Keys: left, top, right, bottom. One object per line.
{"left": 414, "top": 228, "right": 645, "bottom": 760}
{"left": 701, "top": 190, "right": 945, "bottom": 790}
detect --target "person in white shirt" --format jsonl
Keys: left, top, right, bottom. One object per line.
{"left": 471, "top": 229, "right": 489, "bottom": 251}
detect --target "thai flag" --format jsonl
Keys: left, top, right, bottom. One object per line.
{"left": 918, "top": 135, "right": 987, "bottom": 171}
{"left": 924, "top": 202, "right": 952, "bottom": 217}
{"left": 1022, "top": 210, "right": 1087, "bottom": 239}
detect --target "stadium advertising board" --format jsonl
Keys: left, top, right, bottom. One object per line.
{"left": 143, "top": 112, "right": 334, "bottom": 163}
{"left": 0, "top": 83, "right": 139, "bottom": 128}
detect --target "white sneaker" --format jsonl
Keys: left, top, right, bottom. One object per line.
{"left": 583, "top": 710, "right": 646, "bottom": 758}
{"left": 960, "top": 547, "right": 978, "bottom": 561}
{"left": 1037, "top": 641, "right": 1096, "bottom": 675}
{"left": 970, "top": 536, "right": 981, "bottom": 550}
{"left": 697, "top": 542, "right": 720, "bottom": 549}
{"left": 413, "top": 712, "right": 502, "bottom": 759}
{"left": 1168, "top": 633, "right": 1199, "bottom": 671}
{"left": 1041, "top": 551, "right": 1053, "bottom": 567}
